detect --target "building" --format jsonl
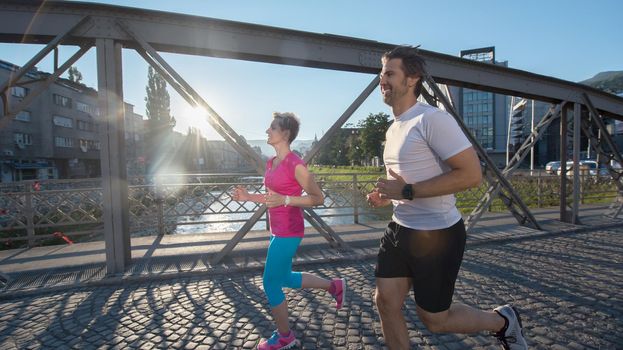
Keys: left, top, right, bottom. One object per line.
{"left": 449, "top": 47, "right": 553, "bottom": 168}
{"left": 0, "top": 59, "right": 145, "bottom": 182}
{"left": 205, "top": 140, "right": 256, "bottom": 171}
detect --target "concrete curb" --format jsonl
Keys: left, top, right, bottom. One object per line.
{"left": 2, "top": 220, "right": 621, "bottom": 300}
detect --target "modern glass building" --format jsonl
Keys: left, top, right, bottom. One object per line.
{"left": 450, "top": 47, "right": 553, "bottom": 168}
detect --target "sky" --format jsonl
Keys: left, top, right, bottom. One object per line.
{"left": 0, "top": 0, "right": 621, "bottom": 141}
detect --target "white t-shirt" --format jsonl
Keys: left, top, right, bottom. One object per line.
{"left": 383, "top": 102, "right": 472, "bottom": 230}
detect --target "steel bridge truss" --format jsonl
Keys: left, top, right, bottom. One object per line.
{"left": 1, "top": 1, "right": 623, "bottom": 273}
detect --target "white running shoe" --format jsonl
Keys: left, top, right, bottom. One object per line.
{"left": 493, "top": 304, "right": 528, "bottom": 350}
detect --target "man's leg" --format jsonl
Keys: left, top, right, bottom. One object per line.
{"left": 416, "top": 303, "right": 505, "bottom": 334}
{"left": 375, "top": 277, "right": 412, "bottom": 350}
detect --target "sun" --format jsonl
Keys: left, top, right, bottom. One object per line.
{"left": 174, "top": 103, "right": 216, "bottom": 138}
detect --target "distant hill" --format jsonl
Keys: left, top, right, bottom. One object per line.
{"left": 246, "top": 139, "right": 314, "bottom": 157}
{"left": 580, "top": 71, "right": 623, "bottom": 94}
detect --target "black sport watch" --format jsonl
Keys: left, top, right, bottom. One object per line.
{"left": 401, "top": 184, "right": 414, "bottom": 200}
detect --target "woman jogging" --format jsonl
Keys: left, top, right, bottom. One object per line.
{"left": 231, "top": 112, "right": 346, "bottom": 350}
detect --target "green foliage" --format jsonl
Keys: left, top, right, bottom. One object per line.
{"left": 312, "top": 112, "right": 390, "bottom": 166}
{"left": 145, "top": 66, "right": 176, "bottom": 174}
{"left": 314, "top": 128, "right": 350, "bottom": 166}
{"left": 357, "top": 112, "right": 392, "bottom": 160}
{"left": 581, "top": 71, "right": 623, "bottom": 94}
{"left": 68, "top": 66, "right": 83, "bottom": 84}
{"left": 145, "top": 66, "right": 174, "bottom": 125}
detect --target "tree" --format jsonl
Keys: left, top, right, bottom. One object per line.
{"left": 357, "top": 112, "right": 392, "bottom": 162}
{"left": 145, "top": 66, "right": 176, "bottom": 174}
{"left": 314, "top": 129, "right": 352, "bottom": 166}
{"left": 68, "top": 66, "right": 83, "bottom": 84}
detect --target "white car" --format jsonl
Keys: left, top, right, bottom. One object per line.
{"left": 545, "top": 161, "right": 561, "bottom": 175}
{"left": 557, "top": 160, "right": 608, "bottom": 176}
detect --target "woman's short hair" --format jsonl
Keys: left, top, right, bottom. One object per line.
{"left": 272, "top": 112, "right": 300, "bottom": 143}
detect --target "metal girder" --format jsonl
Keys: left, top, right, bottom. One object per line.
{"left": 557, "top": 103, "right": 584, "bottom": 224}
{"left": 304, "top": 76, "right": 379, "bottom": 163}
{"left": 0, "top": 44, "right": 90, "bottom": 129}
{"left": 559, "top": 105, "right": 570, "bottom": 221}
{"left": 423, "top": 73, "right": 541, "bottom": 231}
{"left": 113, "top": 19, "right": 350, "bottom": 262}
{"left": 0, "top": 15, "right": 92, "bottom": 94}
{"left": 97, "top": 37, "right": 130, "bottom": 275}
{"left": 0, "top": 14, "right": 92, "bottom": 125}
{"left": 303, "top": 210, "right": 349, "bottom": 249}
{"left": 571, "top": 103, "right": 582, "bottom": 224}
{"left": 582, "top": 94, "right": 623, "bottom": 168}
{"left": 114, "top": 19, "right": 265, "bottom": 175}
{"left": 578, "top": 116, "right": 623, "bottom": 191}
{"left": 1, "top": 1, "right": 622, "bottom": 119}
{"left": 210, "top": 205, "right": 266, "bottom": 265}
{"left": 465, "top": 104, "right": 561, "bottom": 230}
{"left": 581, "top": 94, "right": 623, "bottom": 218}
{"left": 505, "top": 105, "right": 560, "bottom": 175}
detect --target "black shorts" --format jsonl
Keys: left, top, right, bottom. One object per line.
{"left": 375, "top": 219, "right": 466, "bottom": 313}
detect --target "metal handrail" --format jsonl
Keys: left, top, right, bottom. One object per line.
{"left": 0, "top": 171, "right": 618, "bottom": 248}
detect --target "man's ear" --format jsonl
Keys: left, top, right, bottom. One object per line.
{"left": 408, "top": 76, "right": 420, "bottom": 88}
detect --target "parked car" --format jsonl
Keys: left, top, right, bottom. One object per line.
{"left": 545, "top": 161, "right": 561, "bottom": 174}
{"left": 556, "top": 160, "right": 608, "bottom": 176}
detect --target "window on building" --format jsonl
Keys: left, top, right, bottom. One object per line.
{"left": 77, "top": 120, "right": 95, "bottom": 131}
{"left": 54, "top": 136, "right": 74, "bottom": 148}
{"left": 76, "top": 101, "right": 89, "bottom": 113}
{"left": 80, "top": 139, "right": 101, "bottom": 151}
{"left": 10, "top": 86, "right": 28, "bottom": 98}
{"left": 76, "top": 101, "right": 99, "bottom": 116}
{"left": 53, "top": 115, "right": 73, "bottom": 128}
{"left": 15, "top": 110, "right": 31, "bottom": 122}
{"left": 14, "top": 132, "right": 33, "bottom": 146}
{"left": 53, "top": 94, "right": 72, "bottom": 108}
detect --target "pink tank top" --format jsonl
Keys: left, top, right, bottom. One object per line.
{"left": 264, "top": 152, "right": 305, "bottom": 237}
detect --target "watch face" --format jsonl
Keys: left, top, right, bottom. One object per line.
{"left": 402, "top": 184, "right": 413, "bottom": 200}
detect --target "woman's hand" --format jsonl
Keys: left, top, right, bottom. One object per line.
{"left": 265, "top": 191, "right": 286, "bottom": 208}
{"left": 230, "top": 185, "right": 249, "bottom": 201}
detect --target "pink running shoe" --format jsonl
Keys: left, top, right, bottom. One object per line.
{"left": 330, "top": 278, "right": 346, "bottom": 309}
{"left": 257, "top": 330, "right": 297, "bottom": 350}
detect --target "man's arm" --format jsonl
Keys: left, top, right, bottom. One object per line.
{"left": 376, "top": 147, "right": 482, "bottom": 200}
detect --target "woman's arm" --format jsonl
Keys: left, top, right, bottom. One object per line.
{"left": 264, "top": 164, "right": 324, "bottom": 208}
{"left": 231, "top": 185, "right": 266, "bottom": 204}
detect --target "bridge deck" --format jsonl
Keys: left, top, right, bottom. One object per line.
{"left": 0, "top": 204, "right": 621, "bottom": 349}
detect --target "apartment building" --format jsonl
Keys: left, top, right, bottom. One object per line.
{"left": 0, "top": 59, "right": 145, "bottom": 182}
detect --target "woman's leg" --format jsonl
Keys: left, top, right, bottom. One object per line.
{"left": 263, "top": 236, "right": 303, "bottom": 333}
{"left": 300, "top": 272, "right": 331, "bottom": 290}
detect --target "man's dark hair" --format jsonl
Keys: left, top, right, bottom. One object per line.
{"left": 382, "top": 45, "right": 427, "bottom": 98}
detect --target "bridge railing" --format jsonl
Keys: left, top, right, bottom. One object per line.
{"left": 0, "top": 171, "right": 618, "bottom": 249}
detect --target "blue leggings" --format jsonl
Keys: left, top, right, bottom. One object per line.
{"left": 263, "top": 235, "right": 303, "bottom": 308}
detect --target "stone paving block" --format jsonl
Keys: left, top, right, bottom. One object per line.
{"left": 1, "top": 229, "right": 623, "bottom": 348}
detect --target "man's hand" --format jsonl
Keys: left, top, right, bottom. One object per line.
{"left": 376, "top": 168, "right": 408, "bottom": 200}
{"left": 366, "top": 189, "right": 391, "bottom": 208}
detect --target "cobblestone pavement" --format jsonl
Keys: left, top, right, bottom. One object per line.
{"left": 0, "top": 227, "right": 621, "bottom": 349}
